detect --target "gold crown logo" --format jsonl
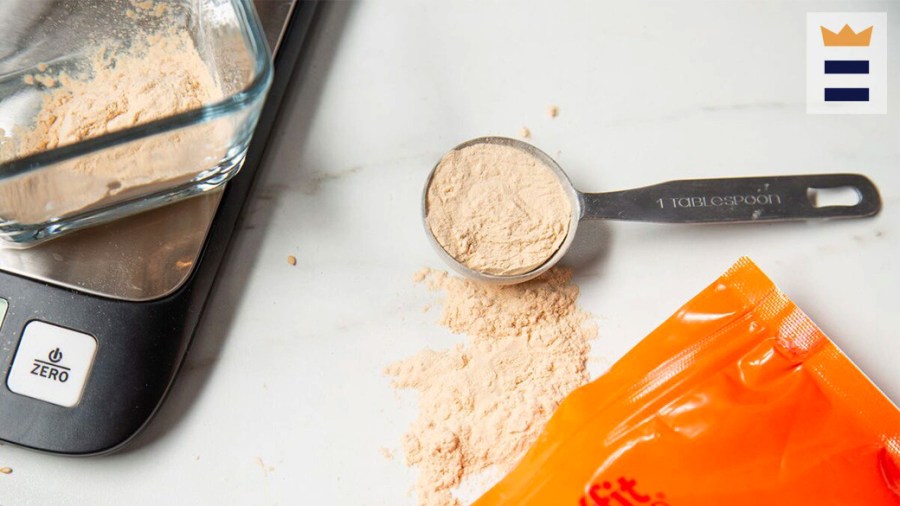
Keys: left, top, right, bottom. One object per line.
{"left": 820, "top": 24, "right": 873, "bottom": 46}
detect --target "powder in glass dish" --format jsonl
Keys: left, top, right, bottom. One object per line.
{"left": 6, "top": 30, "right": 222, "bottom": 158}
{"left": 425, "top": 143, "right": 572, "bottom": 276}
{"left": 385, "top": 267, "right": 596, "bottom": 506}
{"left": 0, "top": 26, "right": 229, "bottom": 224}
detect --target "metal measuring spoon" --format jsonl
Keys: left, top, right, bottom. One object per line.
{"left": 423, "top": 136, "right": 881, "bottom": 284}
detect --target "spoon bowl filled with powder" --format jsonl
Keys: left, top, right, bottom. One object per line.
{"left": 424, "top": 137, "right": 881, "bottom": 283}
{"left": 423, "top": 137, "right": 579, "bottom": 284}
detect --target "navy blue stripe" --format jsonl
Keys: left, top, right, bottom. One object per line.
{"left": 824, "top": 60, "right": 869, "bottom": 74}
{"left": 824, "top": 88, "right": 869, "bottom": 101}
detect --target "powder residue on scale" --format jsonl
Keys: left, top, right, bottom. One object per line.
{"left": 386, "top": 267, "right": 596, "bottom": 506}
{"left": 425, "top": 143, "right": 572, "bottom": 276}
{"left": 0, "top": 25, "right": 229, "bottom": 224}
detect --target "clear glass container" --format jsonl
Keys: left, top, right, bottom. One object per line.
{"left": 0, "top": 0, "right": 272, "bottom": 246}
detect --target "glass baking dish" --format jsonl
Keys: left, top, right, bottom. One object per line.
{"left": 0, "top": 0, "right": 272, "bottom": 247}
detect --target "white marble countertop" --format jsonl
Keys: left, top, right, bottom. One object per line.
{"left": 2, "top": 1, "right": 898, "bottom": 504}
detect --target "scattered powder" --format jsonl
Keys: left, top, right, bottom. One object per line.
{"left": 386, "top": 267, "right": 596, "bottom": 506}
{"left": 33, "top": 74, "right": 56, "bottom": 88}
{"left": 548, "top": 104, "right": 559, "bottom": 118}
{"left": 287, "top": 255, "right": 298, "bottom": 266}
{"left": 0, "top": 27, "right": 229, "bottom": 224}
{"left": 425, "top": 143, "right": 572, "bottom": 276}
{"left": 379, "top": 447, "right": 395, "bottom": 461}
{"left": 0, "top": 467, "right": 11, "bottom": 475}
{"left": 413, "top": 268, "right": 430, "bottom": 283}
{"left": 518, "top": 126, "right": 531, "bottom": 139}
{"left": 254, "top": 457, "right": 275, "bottom": 476}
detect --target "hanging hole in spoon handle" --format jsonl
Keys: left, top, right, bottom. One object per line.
{"left": 579, "top": 173, "right": 881, "bottom": 224}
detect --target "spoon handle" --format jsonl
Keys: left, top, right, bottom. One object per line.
{"left": 580, "top": 173, "right": 880, "bottom": 223}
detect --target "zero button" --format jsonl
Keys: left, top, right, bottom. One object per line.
{"left": 7, "top": 321, "right": 98, "bottom": 408}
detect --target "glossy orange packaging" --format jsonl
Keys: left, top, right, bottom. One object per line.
{"left": 476, "top": 257, "right": 900, "bottom": 506}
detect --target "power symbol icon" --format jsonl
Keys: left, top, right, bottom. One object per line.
{"left": 48, "top": 348, "right": 63, "bottom": 363}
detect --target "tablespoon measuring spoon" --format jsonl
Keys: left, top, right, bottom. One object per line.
{"left": 423, "top": 136, "right": 881, "bottom": 284}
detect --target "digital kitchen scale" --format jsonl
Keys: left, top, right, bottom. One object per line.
{"left": 0, "top": 0, "right": 318, "bottom": 455}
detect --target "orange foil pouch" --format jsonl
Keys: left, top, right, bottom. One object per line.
{"left": 476, "top": 258, "right": 900, "bottom": 506}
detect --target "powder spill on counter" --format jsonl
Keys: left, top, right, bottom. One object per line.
{"left": 425, "top": 143, "right": 572, "bottom": 276}
{"left": 385, "top": 267, "right": 596, "bottom": 506}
